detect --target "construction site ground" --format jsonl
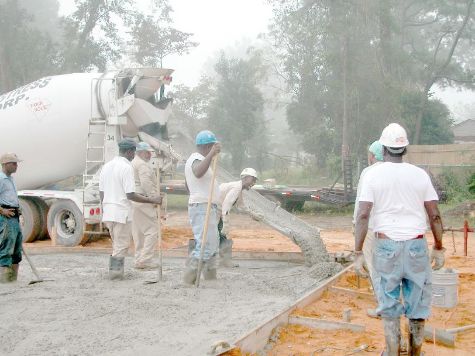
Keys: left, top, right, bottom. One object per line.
{"left": 2, "top": 209, "right": 475, "bottom": 355}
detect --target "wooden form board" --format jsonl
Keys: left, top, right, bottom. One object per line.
{"left": 232, "top": 264, "right": 354, "bottom": 353}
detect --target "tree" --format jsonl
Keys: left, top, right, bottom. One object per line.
{"left": 207, "top": 52, "right": 267, "bottom": 172}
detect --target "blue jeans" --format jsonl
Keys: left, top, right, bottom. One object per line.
{"left": 373, "top": 237, "right": 432, "bottom": 319}
{"left": 188, "top": 203, "right": 219, "bottom": 261}
{"left": 0, "top": 215, "right": 23, "bottom": 266}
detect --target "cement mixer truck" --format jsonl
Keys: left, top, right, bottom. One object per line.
{"left": 0, "top": 68, "right": 174, "bottom": 246}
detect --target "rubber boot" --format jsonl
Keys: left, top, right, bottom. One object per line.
{"left": 185, "top": 239, "right": 196, "bottom": 267}
{"left": 11, "top": 264, "right": 19, "bottom": 281}
{"left": 382, "top": 317, "right": 401, "bottom": 356}
{"left": 203, "top": 256, "right": 217, "bottom": 280}
{"left": 219, "top": 239, "right": 238, "bottom": 268}
{"left": 0, "top": 266, "right": 14, "bottom": 283}
{"left": 183, "top": 257, "right": 199, "bottom": 285}
{"left": 109, "top": 256, "right": 125, "bottom": 280}
{"left": 408, "top": 319, "right": 424, "bottom": 356}
{"left": 367, "top": 308, "right": 380, "bottom": 318}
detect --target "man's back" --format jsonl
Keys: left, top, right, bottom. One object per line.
{"left": 359, "top": 162, "right": 438, "bottom": 241}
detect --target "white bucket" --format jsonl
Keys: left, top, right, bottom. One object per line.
{"left": 432, "top": 268, "right": 458, "bottom": 308}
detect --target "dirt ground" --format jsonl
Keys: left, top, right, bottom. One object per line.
{"left": 11, "top": 209, "right": 475, "bottom": 355}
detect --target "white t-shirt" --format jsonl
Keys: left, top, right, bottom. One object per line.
{"left": 353, "top": 161, "right": 382, "bottom": 227}
{"left": 99, "top": 156, "right": 136, "bottom": 223}
{"left": 219, "top": 180, "right": 244, "bottom": 216}
{"left": 359, "top": 162, "right": 438, "bottom": 241}
{"left": 185, "top": 152, "right": 220, "bottom": 205}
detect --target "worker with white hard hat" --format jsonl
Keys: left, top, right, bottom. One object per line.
{"left": 0, "top": 153, "right": 23, "bottom": 283}
{"left": 131, "top": 142, "right": 162, "bottom": 270}
{"left": 217, "top": 167, "right": 258, "bottom": 267}
{"left": 354, "top": 123, "right": 445, "bottom": 355}
{"left": 99, "top": 139, "right": 162, "bottom": 280}
{"left": 183, "top": 130, "right": 221, "bottom": 284}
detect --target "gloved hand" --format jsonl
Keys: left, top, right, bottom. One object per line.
{"left": 251, "top": 212, "right": 264, "bottom": 222}
{"left": 430, "top": 247, "right": 446, "bottom": 270}
{"left": 354, "top": 251, "right": 369, "bottom": 278}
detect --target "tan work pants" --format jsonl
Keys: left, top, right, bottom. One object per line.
{"left": 363, "top": 229, "right": 376, "bottom": 281}
{"left": 105, "top": 221, "right": 132, "bottom": 258}
{"left": 132, "top": 203, "right": 159, "bottom": 265}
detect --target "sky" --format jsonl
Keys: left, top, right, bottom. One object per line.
{"left": 58, "top": 0, "right": 473, "bottom": 120}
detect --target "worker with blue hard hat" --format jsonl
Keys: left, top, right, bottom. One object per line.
{"left": 183, "top": 130, "right": 221, "bottom": 284}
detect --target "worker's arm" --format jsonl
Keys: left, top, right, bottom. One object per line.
{"left": 192, "top": 143, "right": 221, "bottom": 178}
{"left": 354, "top": 201, "right": 373, "bottom": 252}
{"left": 221, "top": 185, "right": 242, "bottom": 217}
{"left": 126, "top": 192, "right": 162, "bottom": 205}
{"left": 424, "top": 201, "right": 444, "bottom": 250}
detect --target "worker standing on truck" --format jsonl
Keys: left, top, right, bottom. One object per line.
{"left": 217, "top": 168, "right": 258, "bottom": 267}
{"left": 99, "top": 139, "right": 162, "bottom": 280}
{"left": 183, "top": 130, "right": 221, "bottom": 284}
{"left": 0, "top": 153, "right": 23, "bottom": 283}
{"left": 354, "top": 123, "right": 445, "bottom": 356}
{"left": 131, "top": 142, "right": 161, "bottom": 270}
{"left": 353, "top": 140, "right": 383, "bottom": 317}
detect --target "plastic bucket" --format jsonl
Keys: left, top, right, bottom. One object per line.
{"left": 432, "top": 268, "right": 458, "bottom": 308}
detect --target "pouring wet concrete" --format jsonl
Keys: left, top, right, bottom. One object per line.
{"left": 0, "top": 254, "right": 325, "bottom": 356}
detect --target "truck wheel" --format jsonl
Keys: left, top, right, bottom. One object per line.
{"left": 31, "top": 198, "right": 49, "bottom": 240}
{"left": 19, "top": 198, "right": 42, "bottom": 242}
{"left": 47, "top": 200, "right": 88, "bottom": 246}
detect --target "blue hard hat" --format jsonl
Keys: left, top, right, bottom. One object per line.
{"left": 195, "top": 130, "right": 217, "bottom": 145}
{"left": 369, "top": 140, "right": 383, "bottom": 162}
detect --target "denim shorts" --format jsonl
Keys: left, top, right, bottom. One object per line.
{"left": 372, "top": 237, "right": 432, "bottom": 319}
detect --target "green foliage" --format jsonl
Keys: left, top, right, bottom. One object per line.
{"left": 207, "top": 52, "right": 268, "bottom": 172}
{"left": 467, "top": 173, "right": 475, "bottom": 194}
{"left": 438, "top": 170, "right": 471, "bottom": 203}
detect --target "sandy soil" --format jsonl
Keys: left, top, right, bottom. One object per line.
{"left": 0, "top": 256, "right": 320, "bottom": 356}
{"left": 246, "top": 237, "right": 475, "bottom": 356}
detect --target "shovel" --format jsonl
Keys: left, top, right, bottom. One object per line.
{"left": 23, "top": 247, "right": 53, "bottom": 284}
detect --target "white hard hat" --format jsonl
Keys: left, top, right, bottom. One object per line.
{"left": 379, "top": 123, "right": 409, "bottom": 150}
{"left": 240, "top": 168, "right": 258, "bottom": 179}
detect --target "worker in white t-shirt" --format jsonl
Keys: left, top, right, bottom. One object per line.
{"left": 217, "top": 168, "right": 258, "bottom": 267}
{"left": 354, "top": 123, "right": 445, "bottom": 356}
{"left": 99, "top": 139, "right": 162, "bottom": 280}
{"left": 183, "top": 130, "right": 221, "bottom": 284}
{"left": 353, "top": 141, "right": 383, "bottom": 318}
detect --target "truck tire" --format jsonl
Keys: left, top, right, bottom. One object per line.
{"left": 19, "top": 198, "right": 42, "bottom": 242}
{"left": 31, "top": 198, "right": 49, "bottom": 240}
{"left": 47, "top": 200, "right": 88, "bottom": 246}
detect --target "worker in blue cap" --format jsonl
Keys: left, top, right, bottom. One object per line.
{"left": 353, "top": 140, "right": 383, "bottom": 314}
{"left": 99, "top": 138, "right": 162, "bottom": 280}
{"left": 183, "top": 130, "right": 221, "bottom": 284}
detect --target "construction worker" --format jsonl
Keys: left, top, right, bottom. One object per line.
{"left": 183, "top": 130, "right": 221, "bottom": 284}
{"left": 131, "top": 142, "right": 161, "bottom": 270}
{"left": 0, "top": 153, "right": 23, "bottom": 283}
{"left": 353, "top": 141, "right": 383, "bottom": 317}
{"left": 99, "top": 139, "right": 162, "bottom": 280}
{"left": 218, "top": 167, "right": 258, "bottom": 267}
{"left": 354, "top": 123, "right": 445, "bottom": 356}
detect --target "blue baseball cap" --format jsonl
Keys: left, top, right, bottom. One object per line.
{"left": 369, "top": 140, "right": 383, "bottom": 162}
{"left": 195, "top": 130, "right": 217, "bottom": 145}
{"left": 136, "top": 142, "right": 154, "bottom": 152}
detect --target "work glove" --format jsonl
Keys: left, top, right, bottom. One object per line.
{"left": 353, "top": 251, "right": 369, "bottom": 278}
{"left": 430, "top": 247, "right": 446, "bottom": 270}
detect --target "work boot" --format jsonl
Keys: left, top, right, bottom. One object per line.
{"left": 408, "top": 319, "right": 425, "bottom": 356}
{"left": 11, "top": 264, "right": 19, "bottom": 281}
{"left": 185, "top": 239, "right": 196, "bottom": 267}
{"left": 183, "top": 257, "right": 199, "bottom": 285}
{"left": 382, "top": 317, "right": 401, "bottom": 356}
{"left": 367, "top": 308, "right": 380, "bottom": 319}
{"left": 219, "top": 239, "right": 239, "bottom": 268}
{"left": 203, "top": 256, "right": 217, "bottom": 280}
{"left": 0, "top": 266, "right": 14, "bottom": 283}
{"left": 109, "top": 256, "right": 125, "bottom": 280}
{"left": 134, "top": 261, "right": 160, "bottom": 270}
